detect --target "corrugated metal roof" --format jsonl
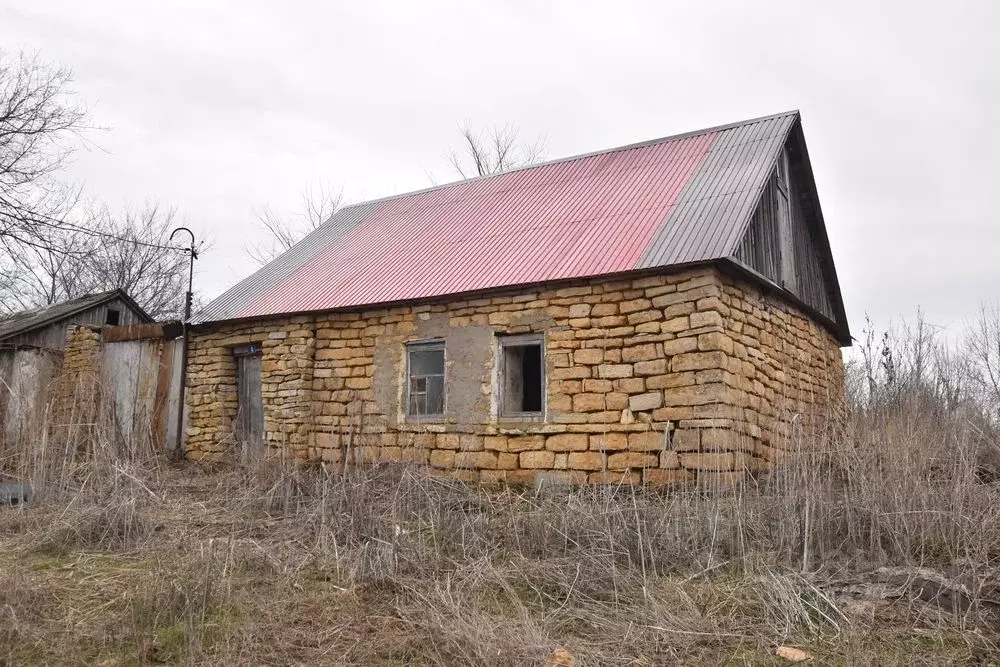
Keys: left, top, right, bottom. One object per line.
{"left": 199, "top": 111, "right": 799, "bottom": 323}
{"left": 0, "top": 289, "right": 152, "bottom": 343}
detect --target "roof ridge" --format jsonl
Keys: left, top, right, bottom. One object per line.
{"left": 334, "top": 109, "right": 800, "bottom": 213}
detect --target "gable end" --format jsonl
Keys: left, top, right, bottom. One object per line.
{"left": 731, "top": 120, "right": 850, "bottom": 344}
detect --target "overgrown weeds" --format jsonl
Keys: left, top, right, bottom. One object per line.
{"left": 0, "top": 315, "right": 999, "bottom": 664}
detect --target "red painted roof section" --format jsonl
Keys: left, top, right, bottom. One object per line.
{"left": 242, "top": 131, "right": 717, "bottom": 317}
{"left": 197, "top": 112, "right": 801, "bottom": 323}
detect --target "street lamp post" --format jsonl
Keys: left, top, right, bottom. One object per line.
{"left": 169, "top": 227, "right": 197, "bottom": 460}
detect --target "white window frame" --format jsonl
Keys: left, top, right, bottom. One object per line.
{"left": 406, "top": 340, "right": 446, "bottom": 419}
{"left": 497, "top": 333, "right": 546, "bottom": 421}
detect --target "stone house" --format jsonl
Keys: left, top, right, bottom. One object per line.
{"left": 188, "top": 111, "right": 850, "bottom": 485}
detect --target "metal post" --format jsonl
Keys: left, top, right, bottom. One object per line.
{"left": 169, "top": 227, "right": 197, "bottom": 461}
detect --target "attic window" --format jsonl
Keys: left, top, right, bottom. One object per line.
{"left": 407, "top": 342, "right": 445, "bottom": 417}
{"left": 105, "top": 309, "right": 120, "bottom": 326}
{"left": 498, "top": 334, "right": 544, "bottom": 419}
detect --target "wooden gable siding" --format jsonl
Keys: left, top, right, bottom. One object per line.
{"left": 3, "top": 297, "right": 147, "bottom": 351}
{"left": 733, "top": 142, "right": 836, "bottom": 324}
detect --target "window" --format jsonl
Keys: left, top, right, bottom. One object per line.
{"left": 498, "top": 334, "right": 544, "bottom": 418}
{"left": 407, "top": 342, "right": 445, "bottom": 417}
{"left": 105, "top": 308, "right": 121, "bottom": 325}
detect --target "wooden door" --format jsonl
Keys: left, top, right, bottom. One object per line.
{"left": 234, "top": 345, "right": 264, "bottom": 451}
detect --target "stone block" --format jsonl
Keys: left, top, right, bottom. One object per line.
{"left": 429, "top": 449, "right": 456, "bottom": 468}
{"left": 583, "top": 378, "right": 613, "bottom": 392}
{"left": 460, "top": 434, "right": 484, "bottom": 451}
{"left": 607, "top": 452, "right": 657, "bottom": 470}
{"left": 679, "top": 452, "right": 734, "bottom": 470}
{"left": 671, "top": 351, "right": 727, "bottom": 373}
{"left": 496, "top": 452, "right": 519, "bottom": 469}
{"left": 455, "top": 451, "right": 498, "bottom": 469}
{"left": 628, "top": 431, "right": 665, "bottom": 451}
{"left": 643, "top": 468, "right": 693, "bottom": 485}
{"left": 628, "top": 392, "right": 662, "bottom": 412}
{"left": 698, "top": 332, "right": 735, "bottom": 355}
{"left": 590, "top": 431, "right": 628, "bottom": 451}
{"left": 622, "top": 343, "right": 659, "bottom": 362}
{"left": 660, "top": 450, "right": 680, "bottom": 468}
{"left": 662, "top": 383, "right": 726, "bottom": 407}
{"left": 573, "top": 348, "right": 604, "bottom": 365}
{"left": 549, "top": 393, "right": 572, "bottom": 411}
{"left": 661, "top": 316, "right": 690, "bottom": 333}
{"left": 634, "top": 359, "right": 667, "bottom": 376}
{"left": 615, "top": 377, "right": 645, "bottom": 394}
{"left": 573, "top": 393, "right": 606, "bottom": 412}
{"left": 700, "top": 428, "right": 744, "bottom": 451}
{"left": 663, "top": 302, "right": 696, "bottom": 319}
{"left": 662, "top": 337, "right": 698, "bottom": 356}
{"left": 507, "top": 436, "right": 545, "bottom": 452}
{"left": 690, "top": 310, "right": 723, "bottom": 329}
{"left": 591, "top": 303, "right": 618, "bottom": 316}
{"left": 619, "top": 298, "right": 652, "bottom": 314}
{"left": 647, "top": 372, "right": 695, "bottom": 390}
{"left": 606, "top": 392, "right": 629, "bottom": 410}
{"left": 484, "top": 435, "right": 508, "bottom": 451}
{"left": 520, "top": 450, "right": 556, "bottom": 468}
{"left": 568, "top": 451, "right": 605, "bottom": 470}
{"left": 672, "top": 428, "right": 700, "bottom": 451}
{"left": 546, "top": 433, "right": 589, "bottom": 451}
{"left": 598, "top": 364, "right": 633, "bottom": 379}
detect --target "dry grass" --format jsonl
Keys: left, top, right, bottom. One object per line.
{"left": 0, "top": 322, "right": 999, "bottom": 664}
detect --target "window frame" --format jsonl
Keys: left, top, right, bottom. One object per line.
{"left": 405, "top": 340, "right": 446, "bottom": 419}
{"left": 497, "top": 332, "right": 546, "bottom": 422}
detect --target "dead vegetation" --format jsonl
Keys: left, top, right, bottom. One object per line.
{"left": 0, "top": 318, "right": 999, "bottom": 665}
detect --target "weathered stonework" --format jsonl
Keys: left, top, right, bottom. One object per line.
{"left": 52, "top": 325, "right": 102, "bottom": 420}
{"left": 185, "top": 266, "right": 845, "bottom": 484}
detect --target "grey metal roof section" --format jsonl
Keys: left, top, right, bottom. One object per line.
{"left": 194, "top": 200, "right": 381, "bottom": 323}
{"left": 637, "top": 112, "right": 796, "bottom": 268}
{"left": 0, "top": 289, "right": 147, "bottom": 343}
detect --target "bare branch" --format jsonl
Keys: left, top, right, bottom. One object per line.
{"left": 448, "top": 122, "right": 546, "bottom": 179}
{"left": 0, "top": 50, "right": 88, "bottom": 246}
{"left": 246, "top": 184, "right": 343, "bottom": 267}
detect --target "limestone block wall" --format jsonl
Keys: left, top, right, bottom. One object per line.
{"left": 53, "top": 325, "right": 102, "bottom": 421}
{"left": 185, "top": 266, "right": 845, "bottom": 484}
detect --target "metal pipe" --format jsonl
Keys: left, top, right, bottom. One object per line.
{"left": 169, "top": 227, "right": 197, "bottom": 461}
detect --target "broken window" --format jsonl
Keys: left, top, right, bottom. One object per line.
{"left": 105, "top": 308, "right": 120, "bottom": 326}
{"left": 407, "top": 342, "right": 445, "bottom": 417}
{"left": 498, "top": 334, "right": 544, "bottom": 418}
{"left": 233, "top": 343, "right": 264, "bottom": 448}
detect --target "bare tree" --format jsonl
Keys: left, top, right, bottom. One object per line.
{"left": 0, "top": 51, "right": 194, "bottom": 320}
{"left": 0, "top": 203, "right": 194, "bottom": 320}
{"left": 84, "top": 204, "right": 193, "bottom": 319}
{"left": 967, "top": 303, "right": 1000, "bottom": 418}
{"left": 448, "top": 123, "right": 546, "bottom": 179}
{"left": 246, "top": 184, "right": 342, "bottom": 266}
{"left": 0, "top": 51, "right": 88, "bottom": 247}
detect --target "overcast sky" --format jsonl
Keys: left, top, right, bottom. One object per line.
{"left": 2, "top": 1, "right": 997, "bottom": 341}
